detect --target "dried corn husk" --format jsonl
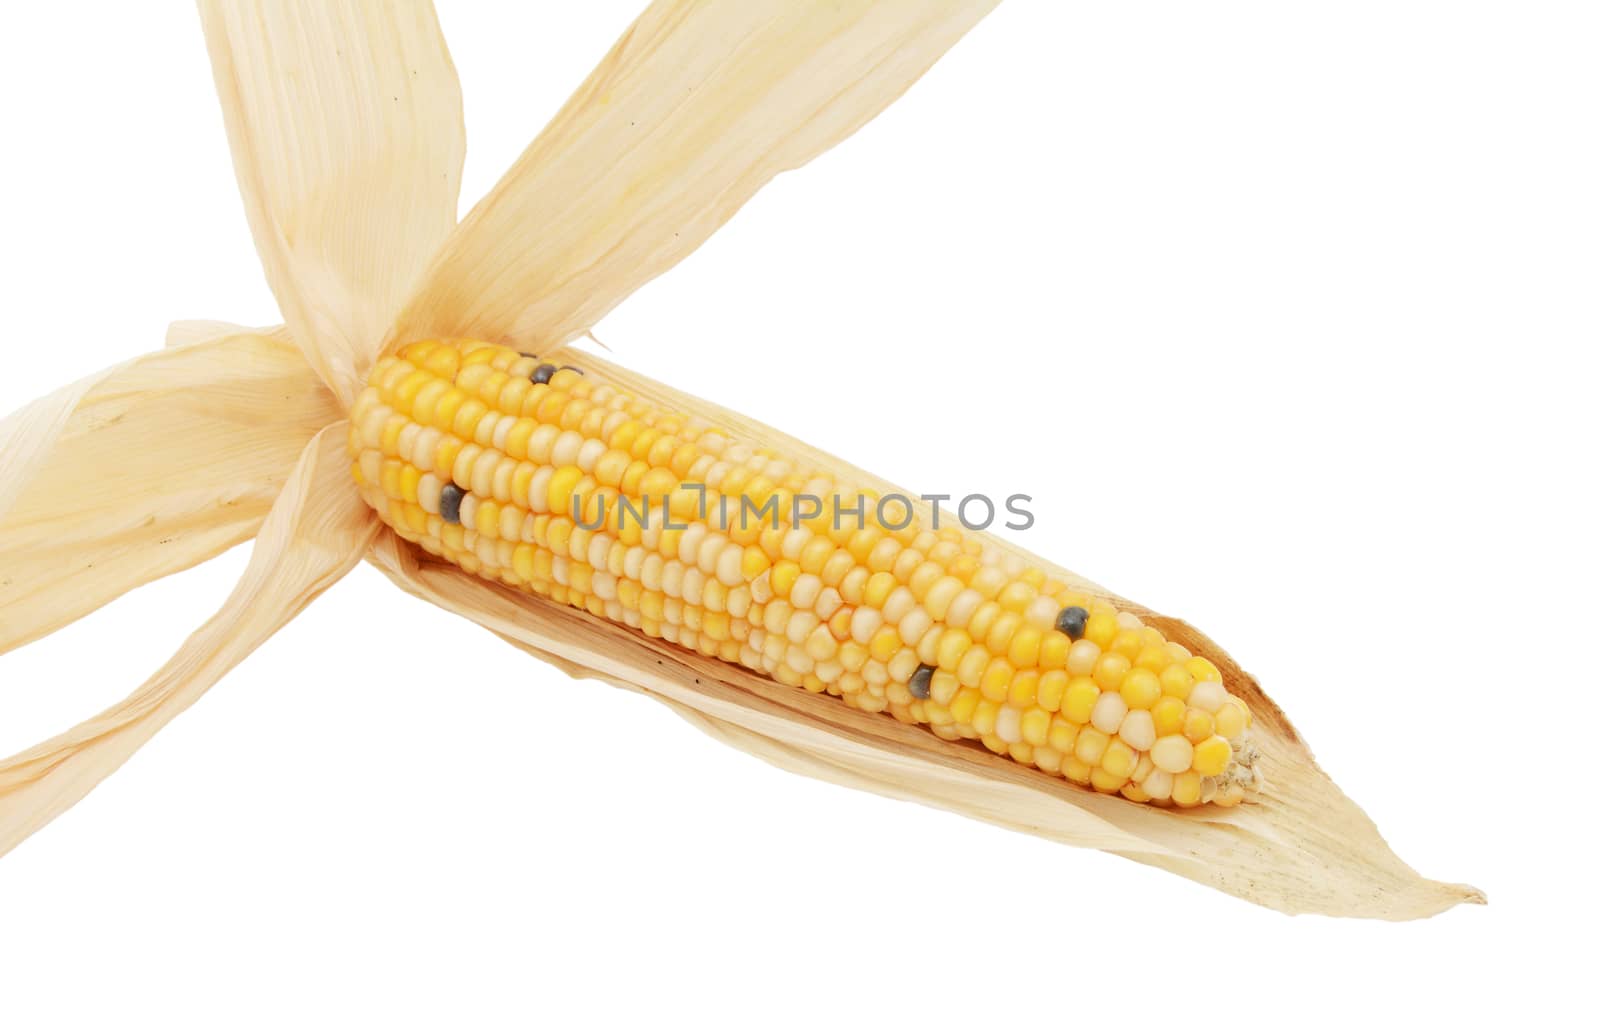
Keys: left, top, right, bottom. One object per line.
{"left": 200, "top": 0, "right": 465, "bottom": 403}
{"left": 0, "top": 423, "right": 375, "bottom": 857}
{"left": 390, "top": 0, "right": 1000, "bottom": 354}
{"left": 0, "top": 329, "right": 337, "bottom": 654}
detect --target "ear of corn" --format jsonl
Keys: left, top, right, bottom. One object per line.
{"left": 351, "top": 338, "right": 1260, "bottom": 808}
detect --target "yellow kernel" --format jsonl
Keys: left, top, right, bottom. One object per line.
{"left": 1090, "top": 767, "right": 1128, "bottom": 793}
{"left": 1183, "top": 708, "right": 1215, "bottom": 743}
{"left": 949, "top": 687, "right": 981, "bottom": 724}
{"left": 771, "top": 561, "right": 800, "bottom": 599}
{"left": 1092, "top": 654, "right": 1130, "bottom": 693}
{"left": 1038, "top": 630, "right": 1070, "bottom": 670}
{"left": 1215, "top": 699, "right": 1250, "bottom": 739}
{"left": 936, "top": 629, "right": 973, "bottom": 672}
{"left": 1192, "top": 735, "right": 1232, "bottom": 777}
{"left": 1100, "top": 738, "right": 1137, "bottom": 779}
{"left": 1061, "top": 677, "right": 1100, "bottom": 724}
{"left": 1062, "top": 757, "right": 1093, "bottom": 785}
{"left": 863, "top": 571, "right": 897, "bottom": 609}
{"left": 1171, "top": 771, "right": 1204, "bottom": 807}
{"left": 984, "top": 612, "right": 1021, "bottom": 656}
{"left": 1047, "top": 716, "right": 1078, "bottom": 754}
{"left": 1084, "top": 610, "right": 1118, "bottom": 648}
{"left": 1109, "top": 629, "right": 1143, "bottom": 661}
{"left": 1120, "top": 668, "right": 1161, "bottom": 710}
{"left": 1074, "top": 727, "right": 1109, "bottom": 766}
{"left": 972, "top": 699, "right": 1000, "bottom": 737}
{"left": 1036, "top": 669, "right": 1068, "bottom": 712}
{"left": 1020, "top": 707, "right": 1051, "bottom": 747}
{"left": 1151, "top": 696, "right": 1186, "bottom": 736}
{"left": 1134, "top": 645, "right": 1172, "bottom": 674}
{"left": 547, "top": 465, "right": 584, "bottom": 517}
{"left": 1159, "top": 663, "right": 1196, "bottom": 700}
{"left": 1186, "top": 656, "right": 1223, "bottom": 682}
{"left": 1007, "top": 670, "right": 1039, "bottom": 709}
{"left": 741, "top": 546, "right": 771, "bottom": 581}
{"left": 980, "top": 657, "right": 1014, "bottom": 703}
{"left": 1007, "top": 626, "right": 1041, "bottom": 668}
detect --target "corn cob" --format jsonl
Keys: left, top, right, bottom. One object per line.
{"left": 350, "top": 338, "right": 1260, "bottom": 807}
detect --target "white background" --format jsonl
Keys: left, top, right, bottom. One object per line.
{"left": 2, "top": 2, "right": 1595, "bottom": 1011}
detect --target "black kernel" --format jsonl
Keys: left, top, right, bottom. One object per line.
{"left": 531, "top": 363, "right": 557, "bottom": 384}
{"left": 440, "top": 482, "right": 465, "bottom": 525}
{"left": 909, "top": 665, "right": 935, "bottom": 700}
{"left": 1055, "top": 606, "right": 1089, "bottom": 639}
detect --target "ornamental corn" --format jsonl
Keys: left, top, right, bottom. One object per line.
{"left": 350, "top": 339, "right": 1260, "bottom": 807}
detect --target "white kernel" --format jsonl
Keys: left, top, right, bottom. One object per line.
{"left": 1141, "top": 769, "right": 1174, "bottom": 800}
{"left": 473, "top": 411, "right": 500, "bottom": 448}
{"left": 640, "top": 555, "right": 664, "bottom": 591}
{"left": 527, "top": 465, "right": 555, "bottom": 513}
{"left": 359, "top": 404, "right": 389, "bottom": 447}
{"left": 678, "top": 524, "right": 707, "bottom": 566}
{"left": 492, "top": 459, "right": 515, "bottom": 503}
{"left": 591, "top": 572, "right": 618, "bottom": 601}
{"left": 470, "top": 451, "right": 500, "bottom": 497}
{"left": 1091, "top": 691, "right": 1128, "bottom": 734}
{"left": 662, "top": 561, "right": 685, "bottom": 598}
{"left": 851, "top": 607, "right": 882, "bottom": 643}
{"left": 411, "top": 427, "right": 441, "bottom": 471}
{"left": 499, "top": 506, "right": 523, "bottom": 541}
{"left": 551, "top": 430, "right": 584, "bottom": 466}
{"left": 577, "top": 437, "right": 607, "bottom": 472}
{"left": 786, "top": 611, "right": 819, "bottom": 643}
{"left": 1190, "top": 681, "right": 1229, "bottom": 713}
{"left": 945, "top": 589, "right": 983, "bottom": 629}
{"left": 791, "top": 574, "right": 822, "bottom": 610}
{"left": 1116, "top": 611, "right": 1144, "bottom": 631}
{"left": 1024, "top": 596, "right": 1061, "bottom": 629}
{"left": 397, "top": 423, "right": 420, "bottom": 461}
{"left": 588, "top": 534, "right": 612, "bottom": 570}
{"left": 623, "top": 547, "right": 645, "bottom": 581}
{"left": 1119, "top": 709, "right": 1157, "bottom": 751}
{"left": 417, "top": 473, "right": 442, "bottom": 514}
{"left": 696, "top": 532, "right": 728, "bottom": 574}
{"left": 898, "top": 606, "right": 933, "bottom": 647}
{"left": 491, "top": 414, "right": 516, "bottom": 451}
{"left": 996, "top": 706, "right": 1023, "bottom": 744}
{"left": 881, "top": 587, "right": 916, "bottom": 625}
{"left": 813, "top": 588, "right": 842, "bottom": 622}
{"left": 716, "top": 545, "right": 744, "bottom": 587}
{"left": 681, "top": 565, "right": 703, "bottom": 605}
{"left": 1151, "top": 735, "right": 1194, "bottom": 774}
{"left": 1066, "top": 639, "right": 1101, "bottom": 678}
{"left": 780, "top": 528, "right": 810, "bottom": 561}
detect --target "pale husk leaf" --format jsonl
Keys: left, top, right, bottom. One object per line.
{"left": 199, "top": 0, "right": 465, "bottom": 404}
{"left": 370, "top": 353, "right": 1481, "bottom": 919}
{"left": 0, "top": 328, "right": 338, "bottom": 655}
{"left": 0, "top": 422, "right": 376, "bottom": 858}
{"left": 389, "top": 0, "right": 1000, "bottom": 354}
